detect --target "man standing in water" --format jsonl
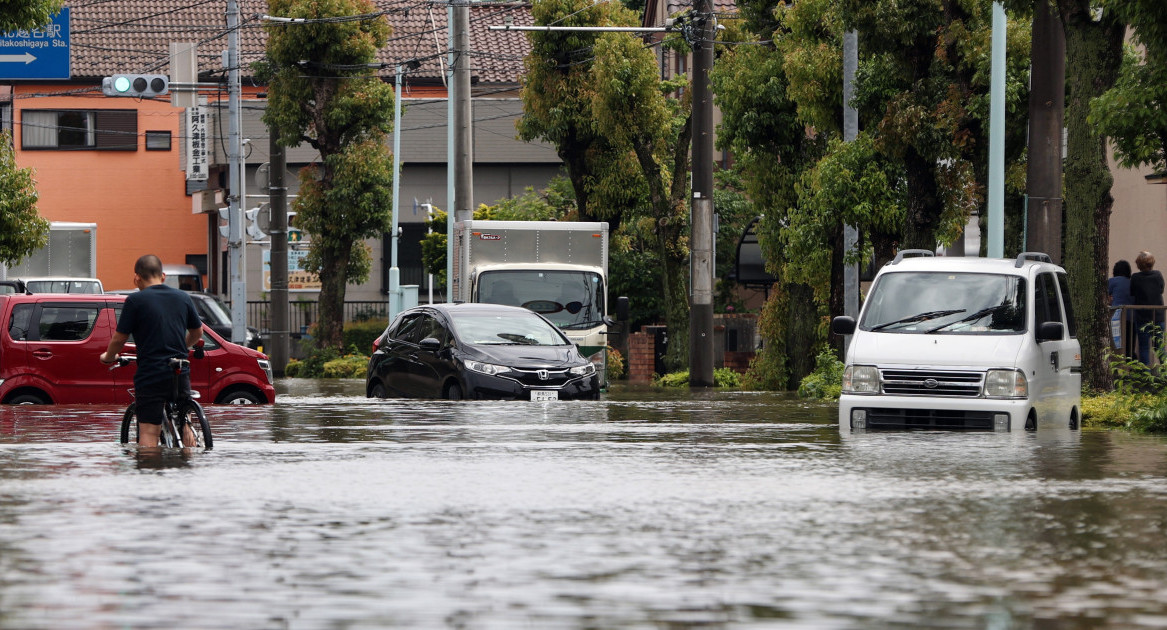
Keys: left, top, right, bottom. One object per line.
{"left": 100, "top": 255, "right": 203, "bottom": 446}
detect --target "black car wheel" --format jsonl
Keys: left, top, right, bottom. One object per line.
{"left": 445, "top": 382, "right": 463, "bottom": 400}
{"left": 369, "top": 381, "right": 388, "bottom": 399}
{"left": 217, "top": 389, "right": 264, "bottom": 404}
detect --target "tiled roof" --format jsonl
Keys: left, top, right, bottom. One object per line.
{"left": 66, "top": 0, "right": 532, "bottom": 86}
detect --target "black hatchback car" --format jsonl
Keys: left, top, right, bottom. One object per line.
{"left": 366, "top": 303, "right": 600, "bottom": 401}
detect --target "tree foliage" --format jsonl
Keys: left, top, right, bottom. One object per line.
{"left": 1091, "top": 0, "right": 1167, "bottom": 175}
{"left": 0, "top": 2, "right": 58, "bottom": 266}
{"left": 519, "top": 0, "right": 694, "bottom": 371}
{"left": 1, "top": 0, "right": 62, "bottom": 32}
{"left": 261, "top": 0, "right": 396, "bottom": 350}
{"left": 0, "top": 131, "right": 48, "bottom": 267}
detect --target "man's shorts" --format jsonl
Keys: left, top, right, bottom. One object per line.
{"left": 134, "top": 374, "right": 191, "bottom": 426}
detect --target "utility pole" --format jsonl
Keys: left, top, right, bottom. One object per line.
{"left": 453, "top": 0, "right": 473, "bottom": 223}
{"left": 689, "top": 0, "right": 715, "bottom": 387}
{"left": 226, "top": 0, "right": 247, "bottom": 344}
{"left": 389, "top": 65, "right": 404, "bottom": 319}
{"left": 843, "top": 30, "right": 859, "bottom": 327}
{"left": 1025, "top": 0, "right": 1065, "bottom": 263}
{"left": 268, "top": 130, "right": 290, "bottom": 376}
{"left": 987, "top": 2, "right": 1007, "bottom": 258}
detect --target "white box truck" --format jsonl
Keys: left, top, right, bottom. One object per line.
{"left": 0, "top": 222, "right": 98, "bottom": 280}
{"left": 452, "top": 220, "right": 611, "bottom": 380}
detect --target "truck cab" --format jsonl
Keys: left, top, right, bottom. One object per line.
{"left": 832, "top": 251, "right": 1081, "bottom": 432}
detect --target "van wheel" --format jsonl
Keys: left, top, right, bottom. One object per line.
{"left": 7, "top": 392, "right": 48, "bottom": 405}
{"left": 1069, "top": 408, "right": 1080, "bottom": 430}
{"left": 1024, "top": 411, "right": 1037, "bottom": 432}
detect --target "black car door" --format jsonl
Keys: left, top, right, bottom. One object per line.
{"left": 380, "top": 314, "right": 425, "bottom": 397}
{"left": 409, "top": 315, "right": 453, "bottom": 397}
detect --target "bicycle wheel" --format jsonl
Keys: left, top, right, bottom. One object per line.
{"left": 176, "top": 401, "right": 213, "bottom": 449}
{"left": 119, "top": 402, "right": 137, "bottom": 444}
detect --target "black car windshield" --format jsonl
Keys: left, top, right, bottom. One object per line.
{"left": 449, "top": 311, "right": 569, "bottom": 346}
{"left": 476, "top": 270, "right": 604, "bottom": 330}
{"left": 860, "top": 272, "right": 1026, "bottom": 334}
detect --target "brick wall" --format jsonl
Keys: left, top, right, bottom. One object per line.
{"left": 627, "top": 331, "right": 656, "bottom": 383}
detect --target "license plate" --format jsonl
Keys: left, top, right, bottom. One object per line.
{"left": 531, "top": 390, "right": 559, "bottom": 402}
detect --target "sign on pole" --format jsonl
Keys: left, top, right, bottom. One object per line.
{"left": 0, "top": 8, "right": 70, "bottom": 80}
{"left": 186, "top": 106, "right": 209, "bottom": 181}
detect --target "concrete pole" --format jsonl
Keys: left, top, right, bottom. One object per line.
{"left": 689, "top": 1, "right": 715, "bottom": 388}
{"left": 843, "top": 30, "right": 859, "bottom": 324}
{"left": 226, "top": 0, "right": 247, "bottom": 344}
{"left": 987, "top": 2, "right": 1006, "bottom": 258}
{"left": 453, "top": 0, "right": 473, "bottom": 223}
{"left": 269, "top": 131, "right": 290, "bottom": 375}
{"left": 1025, "top": 0, "right": 1065, "bottom": 263}
{"left": 446, "top": 4, "right": 456, "bottom": 301}
{"left": 389, "top": 65, "right": 404, "bottom": 319}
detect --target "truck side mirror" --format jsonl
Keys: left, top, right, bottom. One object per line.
{"left": 1036, "top": 321, "right": 1064, "bottom": 342}
{"left": 831, "top": 316, "right": 857, "bottom": 335}
{"left": 616, "top": 296, "right": 629, "bottom": 321}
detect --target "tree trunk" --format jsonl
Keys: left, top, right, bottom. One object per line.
{"left": 901, "top": 147, "right": 941, "bottom": 250}
{"left": 315, "top": 241, "right": 350, "bottom": 350}
{"left": 1058, "top": 0, "right": 1124, "bottom": 391}
{"left": 785, "top": 281, "right": 818, "bottom": 388}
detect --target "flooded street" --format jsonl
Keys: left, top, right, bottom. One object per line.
{"left": 2, "top": 381, "right": 1167, "bottom": 629}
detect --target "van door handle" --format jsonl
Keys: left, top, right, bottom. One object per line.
{"left": 1050, "top": 350, "right": 1059, "bottom": 371}
{"left": 32, "top": 349, "right": 52, "bottom": 358}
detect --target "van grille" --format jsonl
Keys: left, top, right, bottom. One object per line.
{"left": 880, "top": 369, "right": 984, "bottom": 397}
{"left": 863, "top": 408, "right": 995, "bottom": 431}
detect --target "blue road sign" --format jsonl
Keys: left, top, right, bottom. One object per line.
{"left": 0, "top": 8, "right": 70, "bottom": 80}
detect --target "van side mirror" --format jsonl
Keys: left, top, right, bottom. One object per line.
{"left": 1036, "top": 321, "right": 1064, "bottom": 342}
{"left": 418, "top": 337, "right": 441, "bottom": 351}
{"left": 831, "top": 316, "right": 857, "bottom": 335}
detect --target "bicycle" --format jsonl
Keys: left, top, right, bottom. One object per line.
{"left": 111, "top": 349, "right": 213, "bottom": 449}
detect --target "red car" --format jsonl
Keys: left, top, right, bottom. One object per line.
{"left": 0, "top": 293, "right": 274, "bottom": 405}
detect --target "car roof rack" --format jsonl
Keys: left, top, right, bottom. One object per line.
{"left": 890, "top": 249, "right": 936, "bottom": 264}
{"left": 1014, "top": 252, "right": 1052, "bottom": 268}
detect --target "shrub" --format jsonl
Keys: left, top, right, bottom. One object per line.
{"left": 606, "top": 346, "right": 626, "bottom": 380}
{"left": 654, "top": 369, "right": 741, "bottom": 388}
{"left": 343, "top": 319, "right": 388, "bottom": 355}
{"left": 322, "top": 355, "right": 368, "bottom": 379}
{"left": 284, "top": 358, "right": 303, "bottom": 377}
{"left": 797, "top": 348, "right": 844, "bottom": 400}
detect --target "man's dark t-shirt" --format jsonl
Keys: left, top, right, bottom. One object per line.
{"left": 117, "top": 285, "right": 201, "bottom": 388}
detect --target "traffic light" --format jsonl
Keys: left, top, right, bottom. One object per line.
{"left": 245, "top": 206, "right": 268, "bottom": 241}
{"left": 102, "top": 74, "right": 169, "bottom": 98}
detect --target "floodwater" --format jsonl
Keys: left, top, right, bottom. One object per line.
{"left": 1, "top": 381, "right": 1167, "bottom": 629}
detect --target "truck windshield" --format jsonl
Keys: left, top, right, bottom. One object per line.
{"left": 860, "top": 272, "right": 1026, "bottom": 334}
{"left": 477, "top": 270, "right": 604, "bottom": 330}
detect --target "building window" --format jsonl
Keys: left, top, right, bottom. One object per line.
{"left": 21, "top": 109, "right": 137, "bottom": 150}
{"left": 145, "top": 130, "right": 171, "bottom": 150}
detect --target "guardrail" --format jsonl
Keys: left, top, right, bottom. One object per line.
{"left": 1108, "top": 304, "right": 1166, "bottom": 359}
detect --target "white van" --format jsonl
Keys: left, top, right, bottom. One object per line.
{"left": 832, "top": 251, "right": 1081, "bottom": 432}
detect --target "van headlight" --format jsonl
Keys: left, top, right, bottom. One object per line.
{"left": 570, "top": 363, "right": 596, "bottom": 376}
{"left": 257, "top": 359, "right": 273, "bottom": 384}
{"left": 985, "top": 369, "right": 1028, "bottom": 398}
{"left": 842, "top": 365, "right": 880, "bottom": 394}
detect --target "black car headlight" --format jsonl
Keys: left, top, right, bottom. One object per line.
{"left": 464, "top": 359, "right": 509, "bottom": 376}
{"left": 570, "top": 363, "right": 596, "bottom": 377}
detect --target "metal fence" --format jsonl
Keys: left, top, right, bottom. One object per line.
{"left": 243, "top": 301, "right": 390, "bottom": 334}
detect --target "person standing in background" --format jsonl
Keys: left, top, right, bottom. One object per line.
{"left": 1129, "top": 251, "right": 1165, "bottom": 366}
{"left": 1108, "top": 260, "right": 1134, "bottom": 358}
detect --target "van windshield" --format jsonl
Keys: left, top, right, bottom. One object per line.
{"left": 860, "top": 272, "right": 1026, "bottom": 334}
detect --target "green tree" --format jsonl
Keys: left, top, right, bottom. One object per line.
{"left": 0, "top": 2, "right": 59, "bottom": 266}
{"left": 261, "top": 0, "right": 396, "bottom": 350}
{"left": 0, "top": 131, "right": 48, "bottom": 267}
{"left": 519, "top": 0, "right": 694, "bottom": 371}
{"left": 1056, "top": 0, "right": 1125, "bottom": 391}
{"left": 1091, "top": 0, "right": 1167, "bottom": 175}
{"left": 1, "top": 0, "right": 61, "bottom": 31}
